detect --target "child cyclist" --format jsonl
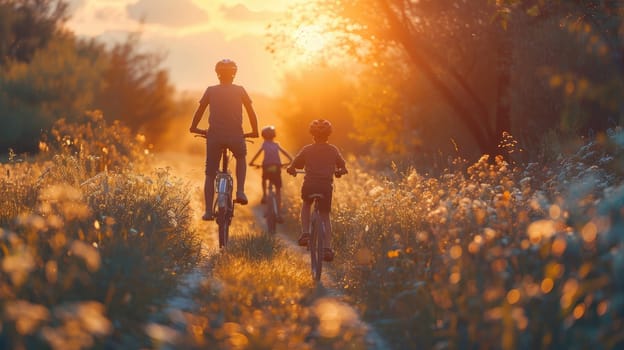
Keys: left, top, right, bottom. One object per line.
{"left": 189, "top": 59, "right": 259, "bottom": 221}
{"left": 286, "top": 119, "right": 347, "bottom": 262}
{"left": 248, "top": 125, "right": 293, "bottom": 222}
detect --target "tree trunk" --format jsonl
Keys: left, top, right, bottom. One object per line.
{"left": 378, "top": 0, "right": 497, "bottom": 155}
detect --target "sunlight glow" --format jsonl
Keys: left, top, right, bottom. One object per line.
{"left": 294, "top": 25, "right": 327, "bottom": 53}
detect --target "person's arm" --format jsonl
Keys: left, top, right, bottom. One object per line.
{"left": 278, "top": 145, "right": 293, "bottom": 165}
{"left": 286, "top": 147, "right": 305, "bottom": 175}
{"left": 248, "top": 147, "right": 263, "bottom": 166}
{"left": 335, "top": 147, "right": 348, "bottom": 176}
{"left": 190, "top": 100, "right": 208, "bottom": 134}
{"left": 242, "top": 90, "right": 259, "bottom": 138}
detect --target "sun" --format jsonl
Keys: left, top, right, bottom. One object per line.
{"left": 293, "top": 24, "right": 327, "bottom": 57}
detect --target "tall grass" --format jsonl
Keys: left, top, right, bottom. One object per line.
{"left": 0, "top": 114, "right": 200, "bottom": 349}
{"left": 151, "top": 230, "right": 376, "bottom": 350}
{"left": 283, "top": 128, "right": 624, "bottom": 349}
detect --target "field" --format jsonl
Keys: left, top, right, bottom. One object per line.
{"left": 1, "top": 113, "right": 623, "bottom": 349}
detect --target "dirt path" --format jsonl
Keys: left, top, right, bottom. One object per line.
{"left": 151, "top": 151, "right": 389, "bottom": 349}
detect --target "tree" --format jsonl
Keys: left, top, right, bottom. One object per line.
{"left": 0, "top": 0, "right": 69, "bottom": 65}
{"left": 269, "top": 0, "right": 515, "bottom": 157}
{"left": 274, "top": 66, "right": 359, "bottom": 154}
{"left": 92, "top": 34, "right": 175, "bottom": 140}
{"left": 502, "top": 0, "right": 624, "bottom": 132}
{"left": 0, "top": 35, "right": 106, "bottom": 152}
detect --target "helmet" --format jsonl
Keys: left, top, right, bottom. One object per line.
{"left": 215, "top": 59, "right": 237, "bottom": 76}
{"left": 261, "top": 125, "right": 276, "bottom": 139}
{"left": 309, "top": 119, "right": 332, "bottom": 137}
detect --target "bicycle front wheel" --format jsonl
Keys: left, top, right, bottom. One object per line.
{"left": 309, "top": 211, "right": 323, "bottom": 281}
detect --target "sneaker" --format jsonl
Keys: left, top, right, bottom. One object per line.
{"left": 297, "top": 233, "right": 310, "bottom": 247}
{"left": 323, "top": 248, "right": 335, "bottom": 262}
{"left": 235, "top": 191, "right": 248, "bottom": 205}
{"left": 202, "top": 212, "right": 214, "bottom": 221}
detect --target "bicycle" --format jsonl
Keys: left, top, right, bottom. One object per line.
{"left": 292, "top": 169, "right": 346, "bottom": 281}
{"left": 250, "top": 163, "right": 289, "bottom": 235}
{"left": 194, "top": 134, "right": 252, "bottom": 248}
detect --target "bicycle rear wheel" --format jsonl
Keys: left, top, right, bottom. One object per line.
{"left": 309, "top": 211, "right": 323, "bottom": 281}
{"left": 265, "top": 191, "right": 277, "bottom": 234}
{"left": 216, "top": 199, "right": 232, "bottom": 248}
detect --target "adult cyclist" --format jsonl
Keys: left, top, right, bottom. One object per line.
{"left": 189, "top": 59, "right": 259, "bottom": 221}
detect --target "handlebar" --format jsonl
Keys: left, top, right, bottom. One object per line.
{"left": 249, "top": 163, "right": 292, "bottom": 169}
{"left": 192, "top": 133, "right": 254, "bottom": 144}
{"left": 288, "top": 168, "right": 348, "bottom": 178}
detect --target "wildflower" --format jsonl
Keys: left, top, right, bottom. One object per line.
{"left": 387, "top": 250, "right": 400, "bottom": 258}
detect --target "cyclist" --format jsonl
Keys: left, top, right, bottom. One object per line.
{"left": 248, "top": 125, "right": 293, "bottom": 222}
{"left": 189, "top": 59, "right": 259, "bottom": 221}
{"left": 287, "top": 119, "right": 347, "bottom": 262}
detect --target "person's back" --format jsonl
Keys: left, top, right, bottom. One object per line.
{"left": 203, "top": 83, "right": 249, "bottom": 137}
{"left": 294, "top": 142, "right": 344, "bottom": 184}
{"left": 287, "top": 119, "right": 347, "bottom": 262}
{"left": 261, "top": 139, "right": 281, "bottom": 166}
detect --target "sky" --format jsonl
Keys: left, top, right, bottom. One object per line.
{"left": 65, "top": 0, "right": 294, "bottom": 96}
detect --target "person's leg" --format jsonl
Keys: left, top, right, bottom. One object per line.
{"left": 276, "top": 187, "right": 283, "bottom": 220}
{"left": 203, "top": 140, "right": 221, "bottom": 220}
{"left": 261, "top": 176, "right": 267, "bottom": 203}
{"left": 320, "top": 188, "right": 334, "bottom": 261}
{"left": 230, "top": 139, "right": 248, "bottom": 204}
{"left": 298, "top": 200, "right": 312, "bottom": 246}
{"left": 203, "top": 174, "right": 215, "bottom": 220}
{"left": 320, "top": 211, "right": 332, "bottom": 249}
{"left": 235, "top": 156, "right": 247, "bottom": 201}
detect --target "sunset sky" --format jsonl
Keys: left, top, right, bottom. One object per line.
{"left": 65, "top": 0, "right": 296, "bottom": 96}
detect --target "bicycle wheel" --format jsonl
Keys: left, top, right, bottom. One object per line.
{"left": 309, "top": 210, "right": 323, "bottom": 281}
{"left": 265, "top": 190, "right": 277, "bottom": 234}
{"left": 216, "top": 197, "right": 232, "bottom": 248}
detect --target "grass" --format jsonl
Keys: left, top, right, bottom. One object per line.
{"left": 0, "top": 114, "right": 201, "bottom": 349}
{"left": 145, "top": 228, "right": 378, "bottom": 350}
{"left": 281, "top": 128, "right": 624, "bottom": 349}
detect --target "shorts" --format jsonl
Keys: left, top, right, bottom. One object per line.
{"left": 262, "top": 164, "right": 282, "bottom": 188}
{"left": 301, "top": 181, "right": 333, "bottom": 213}
{"left": 205, "top": 137, "right": 247, "bottom": 176}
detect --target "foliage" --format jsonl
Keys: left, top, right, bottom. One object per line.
{"left": 0, "top": 35, "right": 107, "bottom": 153}
{"left": 0, "top": 0, "right": 68, "bottom": 65}
{"left": 269, "top": 0, "right": 624, "bottom": 161}
{"left": 0, "top": 118, "right": 200, "bottom": 349}
{"left": 0, "top": 2, "right": 177, "bottom": 154}
{"left": 92, "top": 33, "right": 176, "bottom": 140}
{"left": 274, "top": 66, "right": 361, "bottom": 153}
{"left": 282, "top": 127, "right": 624, "bottom": 349}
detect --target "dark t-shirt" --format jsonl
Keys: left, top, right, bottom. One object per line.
{"left": 200, "top": 83, "right": 252, "bottom": 139}
{"left": 291, "top": 142, "right": 346, "bottom": 186}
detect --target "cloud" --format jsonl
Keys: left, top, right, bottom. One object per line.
{"left": 65, "top": 0, "right": 87, "bottom": 14}
{"left": 127, "top": 0, "right": 209, "bottom": 27}
{"left": 141, "top": 30, "right": 279, "bottom": 95}
{"left": 219, "top": 3, "right": 279, "bottom": 22}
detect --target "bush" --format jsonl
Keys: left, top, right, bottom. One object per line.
{"left": 283, "top": 127, "right": 624, "bottom": 349}
{"left": 0, "top": 117, "right": 200, "bottom": 349}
